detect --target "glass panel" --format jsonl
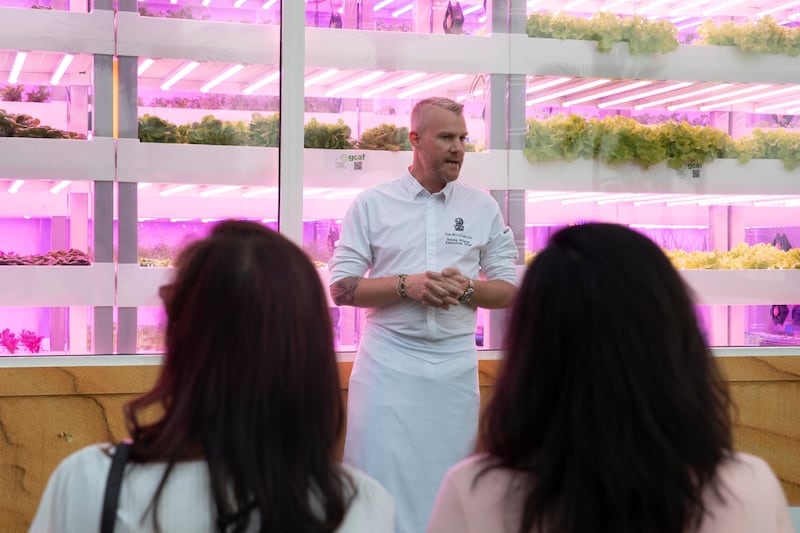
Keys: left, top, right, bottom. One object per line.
{"left": 519, "top": 0, "right": 800, "bottom": 347}
{"left": 137, "top": 0, "right": 281, "bottom": 24}
{"left": 306, "top": 1, "right": 488, "bottom": 34}
{"left": 0, "top": 0, "right": 74, "bottom": 11}
{"left": 0, "top": 212, "right": 96, "bottom": 355}
{"left": 301, "top": 68, "right": 493, "bottom": 350}
{"left": 121, "top": 22, "right": 281, "bottom": 353}
{"left": 0, "top": 50, "right": 92, "bottom": 136}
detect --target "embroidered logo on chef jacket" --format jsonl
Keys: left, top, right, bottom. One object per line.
{"left": 445, "top": 231, "right": 473, "bottom": 247}
{"left": 454, "top": 217, "right": 464, "bottom": 231}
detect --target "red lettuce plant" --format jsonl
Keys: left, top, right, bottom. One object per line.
{"left": 1, "top": 328, "right": 19, "bottom": 354}
{"left": 20, "top": 329, "right": 43, "bottom": 353}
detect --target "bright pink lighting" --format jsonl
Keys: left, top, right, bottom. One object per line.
{"left": 50, "top": 54, "right": 74, "bottom": 86}
{"left": 9, "top": 51, "right": 26, "bottom": 84}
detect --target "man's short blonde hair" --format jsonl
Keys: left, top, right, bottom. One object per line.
{"left": 411, "top": 97, "right": 464, "bottom": 135}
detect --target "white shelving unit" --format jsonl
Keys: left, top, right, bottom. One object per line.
{"left": 2, "top": 4, "right": 799, "bottom": 352}
{"left": 509, "top": 37, "right": 800, "bottom": 85}
{"left": 116, "top": 140, "right": 279, "bottom": 186}
{"left": 0, "top": 265, "right": 115, "bottom": 307}
{"left": 682, "top": 270, "right": 800, "bottom": 306}
{"left": 508, "top": 157, "right": 800, "bottom": 196}
{"left": 0, "top": 137, "right": 115, "bottom": 182}
{"left": 0, "top": 9, "right": 114, "bottom": 55}
{"left": 0, "top": 7, "right": 115, "bottom": 354}
{"left": 116, "top": 12, "right": 280, "bottom": 64}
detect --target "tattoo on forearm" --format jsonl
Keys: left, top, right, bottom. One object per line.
{"left": 331, "top": 277, "right": 361, "bottom": 306}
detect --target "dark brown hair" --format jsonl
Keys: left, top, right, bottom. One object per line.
{"left": 125, "top": 220, "right": 352, "bottom": 532}
{"left": 480, "top": 222, "right": 732, "bottom": 533}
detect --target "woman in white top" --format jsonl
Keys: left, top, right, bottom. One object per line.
{"left": 30, "top": 220, "right": 394, "bottom": 533}
{"left": 428, "top": 223, "right": 792, "bottom": 533}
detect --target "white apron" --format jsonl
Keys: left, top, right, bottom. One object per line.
{"left": 343, "top": 325, "right": 480, "bottom": 533}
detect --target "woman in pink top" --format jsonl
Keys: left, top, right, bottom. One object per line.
{"left": 428, "top": 223, "right": 793, "bottom": 533}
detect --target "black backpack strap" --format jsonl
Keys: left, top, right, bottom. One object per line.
{"left": 100, "top": 441, "right": 132, "bottom": 533}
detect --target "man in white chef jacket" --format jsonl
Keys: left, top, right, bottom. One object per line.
{"left": 329, "top": 96, "right": 518, "bottom": 533}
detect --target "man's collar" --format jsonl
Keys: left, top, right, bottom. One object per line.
{"left": 402, "top": 169, "right": 454, "bottom": 202}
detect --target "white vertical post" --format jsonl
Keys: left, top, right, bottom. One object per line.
{"left": 726, "top": 112, "right": 748, "bottom": 346}
{"left": 727, "top": 208, "right": 747, "bottom": 346}
{"left": 68, "top": 193, "right": 89, "bottom": 353}
{"left": 278, "top": 1, "right": 306, "bottom": 246}
{"left": 707, "top": 206, "right": 729, "bottom": 346}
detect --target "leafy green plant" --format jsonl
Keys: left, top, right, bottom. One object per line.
{"left": 524, "top": 115, "right": 730, "bottom": 169}
{"left": 137, "top": 114, "right": 185, "bottom": 143}
{"left": 138, "top": 5, "right": 208, "bottom": 20}
{"left": 527, "top": 114, "right": 594, "bottom": 162}
{"left": 303, "top": 118, "right": 354, "bottom": 149}
{"left": 186, "top": 115, "right": 247, "bottom": 145}
{"left": 698, "top": 17, "right": 800, "bottom": 57}
{"left": 525, "top": 114, "right": 800, "bottom": 171}
{"left": 665, "top": 243, "right": 800, "bottom": 270}
{"left": 656, "top": 120, "right": 732, "bottom": 169}
{"left": 0, "top": 110, "right": 16, "bottom": 136}
{"left": 247, "top": 112, "right": 280, "bottom": 147}
{"left": 731, "top": 129, "right": 800, "bottom": 171}
{"left": 0, "top": 109, "right": 85, "bottom": 138}
{"left": 25, "top": 86, "right": 50, "bottom": 103}
{"left": 589, "top": 115, "right": 663, "bottom": 166}
{"left": 526, "top": 11, "right": 679, "bottom": 54}
{"left": 147, "top": 94, "right": 280, "bottom": 111}
{"left": 1, "top": 85, "right": 24, "bottom": 102}
{"left": 633, "top": 112, "right": 709, "bottom": 127}
{"left": 357, "top": 123, "right": 411, "bottom": 151}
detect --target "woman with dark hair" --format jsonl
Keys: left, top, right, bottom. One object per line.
{"left": 31, "top": 220, "right": 394, "bottom": 532}
{"left": 428, "top": 223, "right": 791, "bottom": 533}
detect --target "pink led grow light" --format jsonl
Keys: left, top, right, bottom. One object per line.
{"left": 304, "top": 69, "right": 338, "bottom": 88}
{"left": 243, "top": 71, "right": 280, "bottom": 95}
{"left": 526, "top": 79, "right": 611, "bottom": 106}
{"left": 702, "top": 0, "right": 746, "bottom": 16}
{"left": 757, "top": 0, "right": 800, "bottom": 17}
{"left": 50, "top": 54, "right": 74, "bottom": 86}
{"left": 562, "top": 80, "right": 652, "bottom": 107}
{"left": 391, "top": 4, "right": 412, "bottom": 17}
{"left": 634, "top": 83, "right": 732, "bottom": 110}
{"left": 138, "top": 58, "right": 155, "bottom": 76}
{"left": 325, "top": 71, "right": 386, "bottom": 97}
{"left": 161, "top": 61, "right": 200, "bottom": 91}
{"left": 699, "top": 86, "right": 800, "bottom": 111}
{"left": 200, "top": 64, "right": 245, "bottom": 93}
{"left": 8, "top": 180, "right": 25, "bottom": 195}
{"left": 598, "top": 82, "right": 693, "bottom": 108}
{"left": 8, "top": 51, "right": 26, "bottom": 84}
{"left": 667, "top": 84, "right": 771, "bottom": 111}
{"left": 373, "top": 0, "right": 396, "bottom": 11}
{"left": 526, "top": 77, "right": 573, "bottom": 95}
{"left": 49, "top": 181, "right": 71, "bottom": 194}
{"left": 362, "top": 72, "right": 426, "bottom": 98}
{"left": 398, "top": 73, "right": 465, "bottom": 99}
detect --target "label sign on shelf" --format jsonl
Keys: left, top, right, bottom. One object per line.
{"left": 334, "top": 152, "right": 368, "bottom": 172}
{"left": 675, "top": 162, "right": 703, "bottom": 180}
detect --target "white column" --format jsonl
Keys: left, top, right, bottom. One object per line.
{"left": 68, "top": 193, "right": 90, "bottom": 353}
{"left": 707, "top": 206, "right": 729, "bottom": 346}
{"left": 279, "top": 1, "right": 306, "bottom": 245}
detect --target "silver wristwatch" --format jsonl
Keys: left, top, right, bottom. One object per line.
{"left": 458, "top": 279, "right": 474, "bottom": 304}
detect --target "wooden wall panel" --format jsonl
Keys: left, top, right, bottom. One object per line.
{"left": 0, "top": 356, "right": 797, "bottom": 532}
